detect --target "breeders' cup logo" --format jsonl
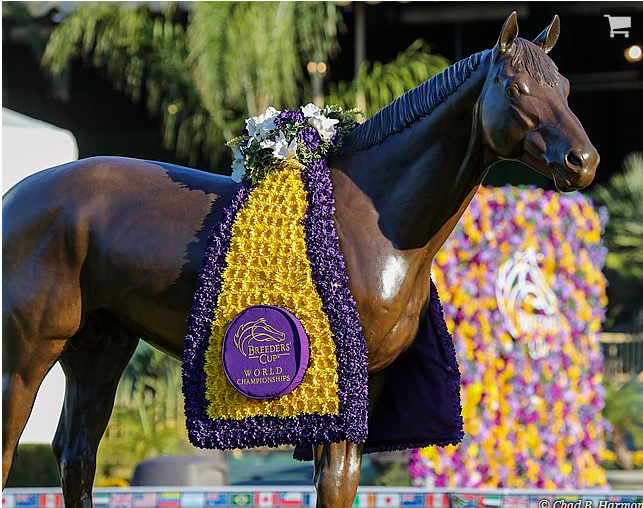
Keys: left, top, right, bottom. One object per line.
{"left": 495, "top": 249, "right": 560, "bottom": 359}
{"left": 233, "top": 317, "right": 290, "bottom": 364}
{"left": 222, "top": 305, "right": 309, "bottom": 399}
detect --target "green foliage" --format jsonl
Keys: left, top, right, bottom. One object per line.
{"left": 41, "top": 3, "right": 212, "bottom": 166}
{"left": 188, "top": 2, "right": 340, "bottom": 117}
{"left": 2, "top": 2, "right": 49, "bottom": 58}
{"left": 39, "top": 2, "right": 450, "bottom": 171}
{"left": 373, "top": 461, "right": 413, "bottom": 486}
{"left": 327, "top": 39, "right": 451, "bottom": 117}
{"left": 40, "top": 2, "right": 341, "bottom": 168}
{"left": 95, "top": 342, "right": 191, "bottom": 483}
{"left": 604, "top": 381, "right": 643, "bottom": 447}
{"left": 5, "top": 444, "right": 60, "bottom": 487}
{"left": 603, "top": 381, "right": 643, "bottom": 469}
{"left": 591, "top": 153, "right": 643, "bottom": 330}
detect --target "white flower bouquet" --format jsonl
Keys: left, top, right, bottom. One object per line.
{"left": 227, "top": 103, "right": 360, "bottom": 184}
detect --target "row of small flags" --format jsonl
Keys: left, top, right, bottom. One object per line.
{"left": 4, "top": 492, "right": 643, "bottom": 508}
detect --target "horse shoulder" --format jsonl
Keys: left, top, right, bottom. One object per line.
{"left": 330, "top": 165, "right": 434, "bottom": 371}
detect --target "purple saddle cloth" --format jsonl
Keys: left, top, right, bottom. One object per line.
{"left": 294, "top": 280, "right": 464, "bottom": 460}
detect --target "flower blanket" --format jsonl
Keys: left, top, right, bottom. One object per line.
{"left": 182, "top": 104, "right": 463, "bottom": 456}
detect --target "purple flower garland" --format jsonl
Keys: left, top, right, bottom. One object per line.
{"left": 182, "top": 182, "right": 254, "bottom": 448}
{"left": 299, "top": 157, "right": 369, "bottom": 444}
{"left": 183, "top": 104, "right": 463, "bottom": 455}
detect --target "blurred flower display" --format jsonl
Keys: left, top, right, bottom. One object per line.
{"left": 409, "top": 186, "right": 609, "bottom": 488}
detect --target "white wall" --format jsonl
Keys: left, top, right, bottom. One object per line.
{"left": 2, "top": 108, "right": 78, "bottom": 443}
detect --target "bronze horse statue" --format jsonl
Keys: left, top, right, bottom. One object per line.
{"left": 3, "top": 13, "right": 598, "bottom": 508}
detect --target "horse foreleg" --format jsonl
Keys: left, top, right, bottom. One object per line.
{"left": 53, "top": 321, "right": 138, "bottom": 508}
{"left": 313, "top": 441, "right": 364, "bottom": 508}
{"left": 311, "top": 370, "right": 388, "bottom": 507}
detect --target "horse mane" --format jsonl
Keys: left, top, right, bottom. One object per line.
{"left": 336, "top": 49, "right": 490, "bottom": 154}
{"left": 512, "top": 37, "right": 559, "bottom": 87}
{"left": 336, "top": 38, "right": 559, "bottom": 154}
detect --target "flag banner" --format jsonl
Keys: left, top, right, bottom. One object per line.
{"left": 37, "top": 494, "right": 62, "bottom": 508}
{"left": 254, "top": 492, "right": 278, "bottom": 508}
{"left": 93, "top": 493, "right": 110, "bottom": 507}
{"left": 302, "top": 492, "right": 316, "bottom": 508}
{"left": 204, "top": 493, "right": 228, "bottom": 507}
{"left": 375, "top": 493, "right": 401, "bottom": 507}
{"left": 15, "top": 496, "right": 37, "bottom": 508}
{"left": 401, "top": 494, "right": 424, "bottom": 507}
{"left": 157, "top": 493, "right": 180, "bottom": 508}
{"left": 179, "top": 493, "right": 204, "bottom": 508}
{"left": 451, "top": 494, "right": 478, "bottom": 508}
{"left": 230, "top": 493, "right": 253, "bottom": 507}
{"left": 5, "top": 490, "right": 643, "bottom": 508}
{"left": 108, "top": 493, "right": 132, "bottom": 508}
{"left": 278, "top": 492, "right": 304, "bottom": 508}
{"left": 503, "top": 495, "right": 528, "bottom": 508}
{"left": 132, "top": 493, "right": 157, "bottom": 508}
{"left": 353, "top": 493, "right": 375, "bottom": 507}
{"left": 480, "top": 495, "right": 503, "bottom": 508}
{"left": 426, "top": 494, "right": 450, "bottom": 508}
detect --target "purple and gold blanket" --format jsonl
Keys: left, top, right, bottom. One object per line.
{"left": 182, "top": 157, "right": 463, "bottom": 457}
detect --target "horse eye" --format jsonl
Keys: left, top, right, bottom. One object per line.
{"left": 505, "top": 84, "right": 521, "bottom": 99}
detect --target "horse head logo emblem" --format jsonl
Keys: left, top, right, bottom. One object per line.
{"left": 233, "top": 317, "right": 286, "bottom": 357}
{"left": 495, "top": 249, "right": 560, "bottom": 359}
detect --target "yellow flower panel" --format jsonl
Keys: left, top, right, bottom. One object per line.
{"left": 204, "top": 167, "right": 340, "bottom": 420}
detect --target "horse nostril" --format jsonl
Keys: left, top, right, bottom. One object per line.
{"left": 565, "top": 151, "right": 584, "bottom": 171}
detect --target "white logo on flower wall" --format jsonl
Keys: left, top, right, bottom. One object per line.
{"left": 495, "top": 249, "right": 560, "bottom": 359}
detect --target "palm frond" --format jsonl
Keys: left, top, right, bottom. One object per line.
{"left": 603, "top": 381, "right": 643, "bottom": 447}
{"left": 40, "top": 3, "right": 454, "bottom": 174}
{"left": 41, "top": 3, "right": 215, "bottom": 166}
{"left": 326, "top": 39, "right": 451, "bottom": 117}
{"left": 591, "top": 153, "right": 643, "bottom": 329}
{"left": 187, "top": 2, "right": 341, "bottom": 142}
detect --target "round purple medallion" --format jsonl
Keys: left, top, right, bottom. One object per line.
{"left": 222, "top": 305, "right": 310, "bottom": 399}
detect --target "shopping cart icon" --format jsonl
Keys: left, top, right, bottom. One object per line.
{"left": 604, "top": 14, "right": 631, "bottom": 38}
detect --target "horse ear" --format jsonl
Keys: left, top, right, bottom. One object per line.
{"left": 496, "top": 12, "right": 519, "bottom": 59}
{"left": 533, "top": 15, "right": 560, "bottom": 53}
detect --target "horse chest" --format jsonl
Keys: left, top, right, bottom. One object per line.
{"left": 352, "top": 260, "right": 432, "bottom": 372}
{"left": 360, "top": 301, "right": 425, "bottom": 371}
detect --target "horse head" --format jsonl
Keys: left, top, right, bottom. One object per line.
{"left": 234, "top": 317, "right": 286, "bottom": 356}
{"left": 250, "top": 318, "right": 286, "bottom": 343}
{"left": 479, "top": 12, "right": 599, "bottom": 191}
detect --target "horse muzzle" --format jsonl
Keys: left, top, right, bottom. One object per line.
{"left": 560, "top": 148, "right": 599, "bottom": 190}
{"left": 548, "top": 147, "right": 599, "bottom": 192}
{"left": 523, "top": 131, "right": 599, "bottom": 192}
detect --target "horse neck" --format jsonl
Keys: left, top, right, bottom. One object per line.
{"left": 328, "top": 55, "right": 498, "bottom": 363}
{"left": 334, "top": 56, "right": 492, "bottom": 254}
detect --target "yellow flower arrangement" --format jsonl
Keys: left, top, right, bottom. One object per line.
{"left": 204, "top": 167, "right": 340, "bottom": 420}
